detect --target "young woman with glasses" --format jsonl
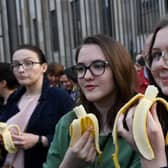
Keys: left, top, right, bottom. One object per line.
{"left": 118, "top": 17, "right": 168, "bottom": 168}
{"left": 43, "top": 34, "right": 141, "bottom": 168}
{"left": 0, "top": 45, "right": 74, "bottom": 168}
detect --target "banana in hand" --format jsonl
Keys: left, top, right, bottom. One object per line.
{"left": 0, "top": 122, "right": 21, "bottom": 153}
{"left": 69, "top": 105, "right": 102, "bottom": 160}
{"left": 112, "top": 85, "right": 168, "bottom": 168}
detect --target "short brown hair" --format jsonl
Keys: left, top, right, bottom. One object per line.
{"left": 47, "top": 62, "right": 64, "bottom": 76}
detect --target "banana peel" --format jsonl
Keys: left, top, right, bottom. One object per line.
{"left": 0, "top": 122, "right": 21, "bottom": 153}
{"left": 69, "top": 105, "right": 102, "bottom": 160}
{"left": 112, "top": 85, "right": 168, "bottom": 168}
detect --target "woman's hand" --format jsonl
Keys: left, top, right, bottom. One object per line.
{"left": 118, "top": 104, "right": 167, "bottom": 168}
{"left": 11, "top": 132, "right": 39, "bottom": 150}
{"left": 60, "top": 129, "right": 96, "bottom": 168}
{"left": 117, "top": 106, "right": 137, "bottom": 150}
{"left": 141, "top": 104, "right": 167, "bottom": 168}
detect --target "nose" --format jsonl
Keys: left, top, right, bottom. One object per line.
{"left": 83, "top": 68, "right": 94, "bottom": 79}
{"left": 17, "top": 64, "right": 25, "bottom": 72}
{"left": 153, "top": 56, "right": 168, "bottom": 71}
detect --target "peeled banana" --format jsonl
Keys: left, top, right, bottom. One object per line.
{"left": 69, "top": 105, "right": 102, "bottom": 160}
{"left": 112, "top": 85, "right": 168, "bottom": 168}
{"left": 0, "top": 122, "right": 21, "bottom": 153}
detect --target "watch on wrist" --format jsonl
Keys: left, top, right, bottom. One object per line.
{"left": 37, "top": 135, "right": 43, "bottom": 146}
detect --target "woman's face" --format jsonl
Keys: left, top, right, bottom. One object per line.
{"left": 47, "top": 73, "right": 60, "bottom": 87}
{"left": 150, "top": 27, "right": 168, "bottom": 95}
{"left": 60, "top": 74, "right": 74, "bottom": 91}
{"left": 12, "top": 49, "right": 47, "bottom": 87}
{"left": 77, "top": 44, "right": 114, "bottom": 104}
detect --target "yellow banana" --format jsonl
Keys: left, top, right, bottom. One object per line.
{"left": 112, "top": 85, "right": 168, "bottom": 168}
{"left": 0, "top": 122, "right": 21, "bottom": 153}
{"left": 69, "top": 105, "right": 102, "bottom": 160}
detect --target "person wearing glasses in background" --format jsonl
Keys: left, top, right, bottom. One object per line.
{"left": 134, "top": 52, "right": 149, "bottom": 93}
{"left": 118, "top": 17, "right": 168, "bottom": 168}
{"left": 0, "top": 45, "right": 74, "bottom": 168}
{"left": 43, "top": 34, "right": 141, "bottom": 168}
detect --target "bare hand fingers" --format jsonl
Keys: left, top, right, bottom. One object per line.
{"left": 117, "top": 114, "right": 127, "bottom": 137}
{"left": 150, "top": 103, "right": 159, "bottom": 123}
{"left": 118, "top": 107, "right": 137, "bottom": 151}
{"left": 86, "top": 141, "right": 96, "bottom": 162}
{"left": 74, "top": 129, "right": 91, "bottom": 149}
{"left": 125, "top": 107, "right": 135, "bottom": 131}
{"left": 12, "top": 134, "right": 24, "bottom": 147}
{"left": 81, "top": 134, "right": 95, "bottom": 156}
{"left": 147, "top": 104, "right": 164, "bottom": 147}
{"left": 80, "top": 135, "right": 96, "bottom": 164}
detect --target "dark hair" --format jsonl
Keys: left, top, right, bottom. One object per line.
{"left": 0, "top": 62, "right": 19, "bottom": 89}
{"left": 63, "top": 67, "right": 77, "bottom": 83}
{"left": 146, "top": 16, "right": 168, "bottom": 69}
{"left": 136, "top": 56, "right": 145, "bottom": 66}
{"left": 145, "top": 16, "right": 168, "bottom": 158}
{"left": 75, "top": 34, "right": 138, "bottom": 129}
{"left": 12, "top": 44, "right": 47, "bottom": 63}
{"left": 146, "top": 17, "right": 168, "bottom": 90}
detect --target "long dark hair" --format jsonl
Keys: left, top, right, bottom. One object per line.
{"left": 145, "top": 16, "right": 168, "bottom": 158}
{"left": 75, "top": 34, "right": 138, "bottom": 129}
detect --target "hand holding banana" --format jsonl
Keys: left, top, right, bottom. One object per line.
{"left": 112, "top": 85, "right": 168, "bottom": 168}
{"left": 69, "top": 105, "right": 102, "bottom": 160}
{"left": 0, "top": 122, "right": 21, "bottom": 153}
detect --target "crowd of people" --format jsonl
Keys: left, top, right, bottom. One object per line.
{"left": 0, "top": 16, "right": 168, "bottom": 168}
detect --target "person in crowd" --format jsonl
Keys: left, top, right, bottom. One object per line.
{"left": 46, "top": 62, "right": 64, "bottom": 87}
{"left": 141, "top": 33, "right": 153, "bottom": 59}
{"left": 60, "top": 67, "right": 79, "bottom": 102}
{"left": 118, "top": 17, "right": 168, "bottom": 168}
{"left": 141, "top": 33, "right": 153, "bottom": 80}
{"left": 43, "top": 34, "right": 141, "bottom": 168}
{"left": 0, "top": 62, "right": 19, "bottom": 115}
{"left": 134, "top": 52, "right": 149, "bottom": 93}
{"left": 134, "top": 34, "right": 153, "bottom": 94}
{"left": 0, "top": 45, "right": 74, "bottom": 168}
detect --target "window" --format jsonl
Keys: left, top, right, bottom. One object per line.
{"left": 137, "top": 0, "right": 159, "bottom": 34}
{"left": 165, "top": 0, "right": 168, "bottom": 12}
{"left": 71, "top": 0, "right": 82, "bottom": 48}
{"left": 101, "top": 0, "right": 113, "bottom": 36}
{"left": 50, "top": 10, "right": 59, "bottom": 51}
{"left": 33, "top": 18, "right": 39, "bottom": 46}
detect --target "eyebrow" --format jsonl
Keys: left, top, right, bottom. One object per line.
{"left": 13, "top": 57, "right": 39, "bottom": 62}
{"left": 77, "top": 59, "right": 107, "bottom": 64}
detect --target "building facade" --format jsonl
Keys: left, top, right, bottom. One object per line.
{"left": 0, "top": 0, "right": 168, "bottom": 67}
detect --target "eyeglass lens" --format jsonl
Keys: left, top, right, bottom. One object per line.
{"left": 145, "top": 50, "right": 168, "bottom": 68}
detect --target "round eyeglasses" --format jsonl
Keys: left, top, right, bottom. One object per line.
{"left": 145, "top": 50, "right": 168, "bottom": 69}
{"left": 73, "top": 60, "right": 109, "bottom": 79}
{"left": 11, "top": 61, "right": 41, "bottom": 71}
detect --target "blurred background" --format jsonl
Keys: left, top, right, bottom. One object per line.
{"left": 0, "top": 0, "right": 168, "bottom": 67}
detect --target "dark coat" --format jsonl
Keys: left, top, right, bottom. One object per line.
{"left": 0, "top": 78, "right": 74, "bottom": 168}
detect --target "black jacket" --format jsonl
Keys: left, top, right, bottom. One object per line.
{"left": 0, "top": 78, "right": 74, "bottom": 168}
